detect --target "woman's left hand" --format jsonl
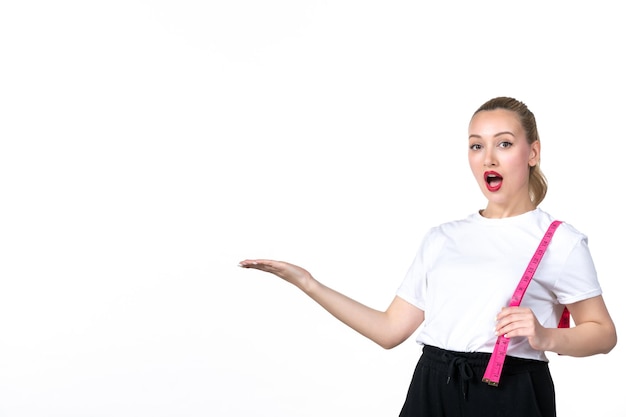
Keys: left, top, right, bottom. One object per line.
{"left": 495, "top": 306, "right": 548, "bottom": 350}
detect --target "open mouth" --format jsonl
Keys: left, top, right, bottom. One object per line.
{"left": 484, "top": 171, "right": 503, "bottom": 192}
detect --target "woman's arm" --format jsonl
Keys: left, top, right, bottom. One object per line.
{"left": 496, "top": 295, "right": 617, "bottom": 357}
{"left": 239, "top": 259, "right": 424, "bottom": 349}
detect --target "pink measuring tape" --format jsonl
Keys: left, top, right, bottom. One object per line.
{"left": 482, "top": 220, "right": 569, "bottom": 386}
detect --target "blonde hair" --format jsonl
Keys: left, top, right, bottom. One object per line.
{"left": 473, "top": 97, "right": 548, "bottom": 207}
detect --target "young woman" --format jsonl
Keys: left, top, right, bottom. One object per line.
{"left": 239, "top": 97, "right": 617, "bottom": 416}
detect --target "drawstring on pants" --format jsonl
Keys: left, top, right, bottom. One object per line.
{"left": 443, "top": 353, "right": 474, "bottom": 400}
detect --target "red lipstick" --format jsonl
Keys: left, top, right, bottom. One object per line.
{"left": 484, "top": 171, "right": 503, "bottom": 192}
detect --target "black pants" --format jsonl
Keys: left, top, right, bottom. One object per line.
{"left": 399, "top": 345, "right": 556, "bottom": 417}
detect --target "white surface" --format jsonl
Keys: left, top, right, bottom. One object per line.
{"left": 0, "top": 1, "right": 623, "bottom": 416}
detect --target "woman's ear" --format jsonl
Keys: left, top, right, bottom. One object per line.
{"left": 529, "top": 140, "right": 541, "bottom": 167}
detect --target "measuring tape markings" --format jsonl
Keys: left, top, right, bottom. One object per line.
{"left": 482, "top": 220, "right": 563, "bottom": 387}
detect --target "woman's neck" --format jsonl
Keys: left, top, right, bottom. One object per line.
{"left": 480, "top": 202, "right": 536, "bottom": 219}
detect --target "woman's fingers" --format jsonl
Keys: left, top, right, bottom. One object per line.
{"left": 239, "top": 259, "right": 312, "bottom": 288}
{"left": 495, "top": 307, "right": 538, "bottom": 338}
{"left": 239, "top": 259, "right": 281, "bottom": 270}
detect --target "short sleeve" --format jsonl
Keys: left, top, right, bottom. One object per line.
{"left": 553, "top": 235, "right": 602, "bottom": 304}
{"left": 396, "top": 228, "right": 440, "bottom": 310}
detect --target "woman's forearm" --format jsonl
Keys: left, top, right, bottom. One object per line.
{"left": 545, "top": 322, "right": 617, "bottom": 357}
{"left": 239, "top": 259, "right": 424, "bottom": 350}
{"left": 542, "top": 296, "right": 617, "bottom": 357}
{"left": 302, "top": 278, "right": 423, "bottom": 349}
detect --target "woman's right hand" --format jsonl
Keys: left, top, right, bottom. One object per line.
{"left": 239, "top": 259, "right": 314, "bottom": 291}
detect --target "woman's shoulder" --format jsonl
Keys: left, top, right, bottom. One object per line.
{"left": 429, "top": 208, "right": 588, "bottom": 241}
{"left": 424, "top": 212, "right": 481, "bottom": 238}
{"left": 535, "top": 208, "right": 589, "bottom": 245}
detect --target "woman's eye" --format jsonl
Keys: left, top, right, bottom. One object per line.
{"left": 499, "top": 141, "right": 513, "bottom": 148}
{"left": 470, "top": 143, "right": 482, "bottom": 150}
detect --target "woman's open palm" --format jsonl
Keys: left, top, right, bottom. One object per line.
{"left": 239, "top": 259, "right": 312, "bottom": 290}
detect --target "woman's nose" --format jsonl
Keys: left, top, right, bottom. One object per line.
{"left": 483, "top": 149, "right": 497, "bottom": 167}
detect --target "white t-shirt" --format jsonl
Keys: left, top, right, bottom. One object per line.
{"left": 396, "top": 208, "right": 602, "bottom": 361}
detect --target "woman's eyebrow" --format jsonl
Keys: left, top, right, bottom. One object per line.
{"left": 469, "top": 131, "right": 516, "bottom": 139}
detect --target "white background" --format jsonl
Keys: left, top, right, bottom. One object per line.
{"left": 1, "top": 1, "right": 624, "bottom": 416}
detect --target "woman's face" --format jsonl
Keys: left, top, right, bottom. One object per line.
{"left": 468, "top": 109, "right": 540, "bottom": 216}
